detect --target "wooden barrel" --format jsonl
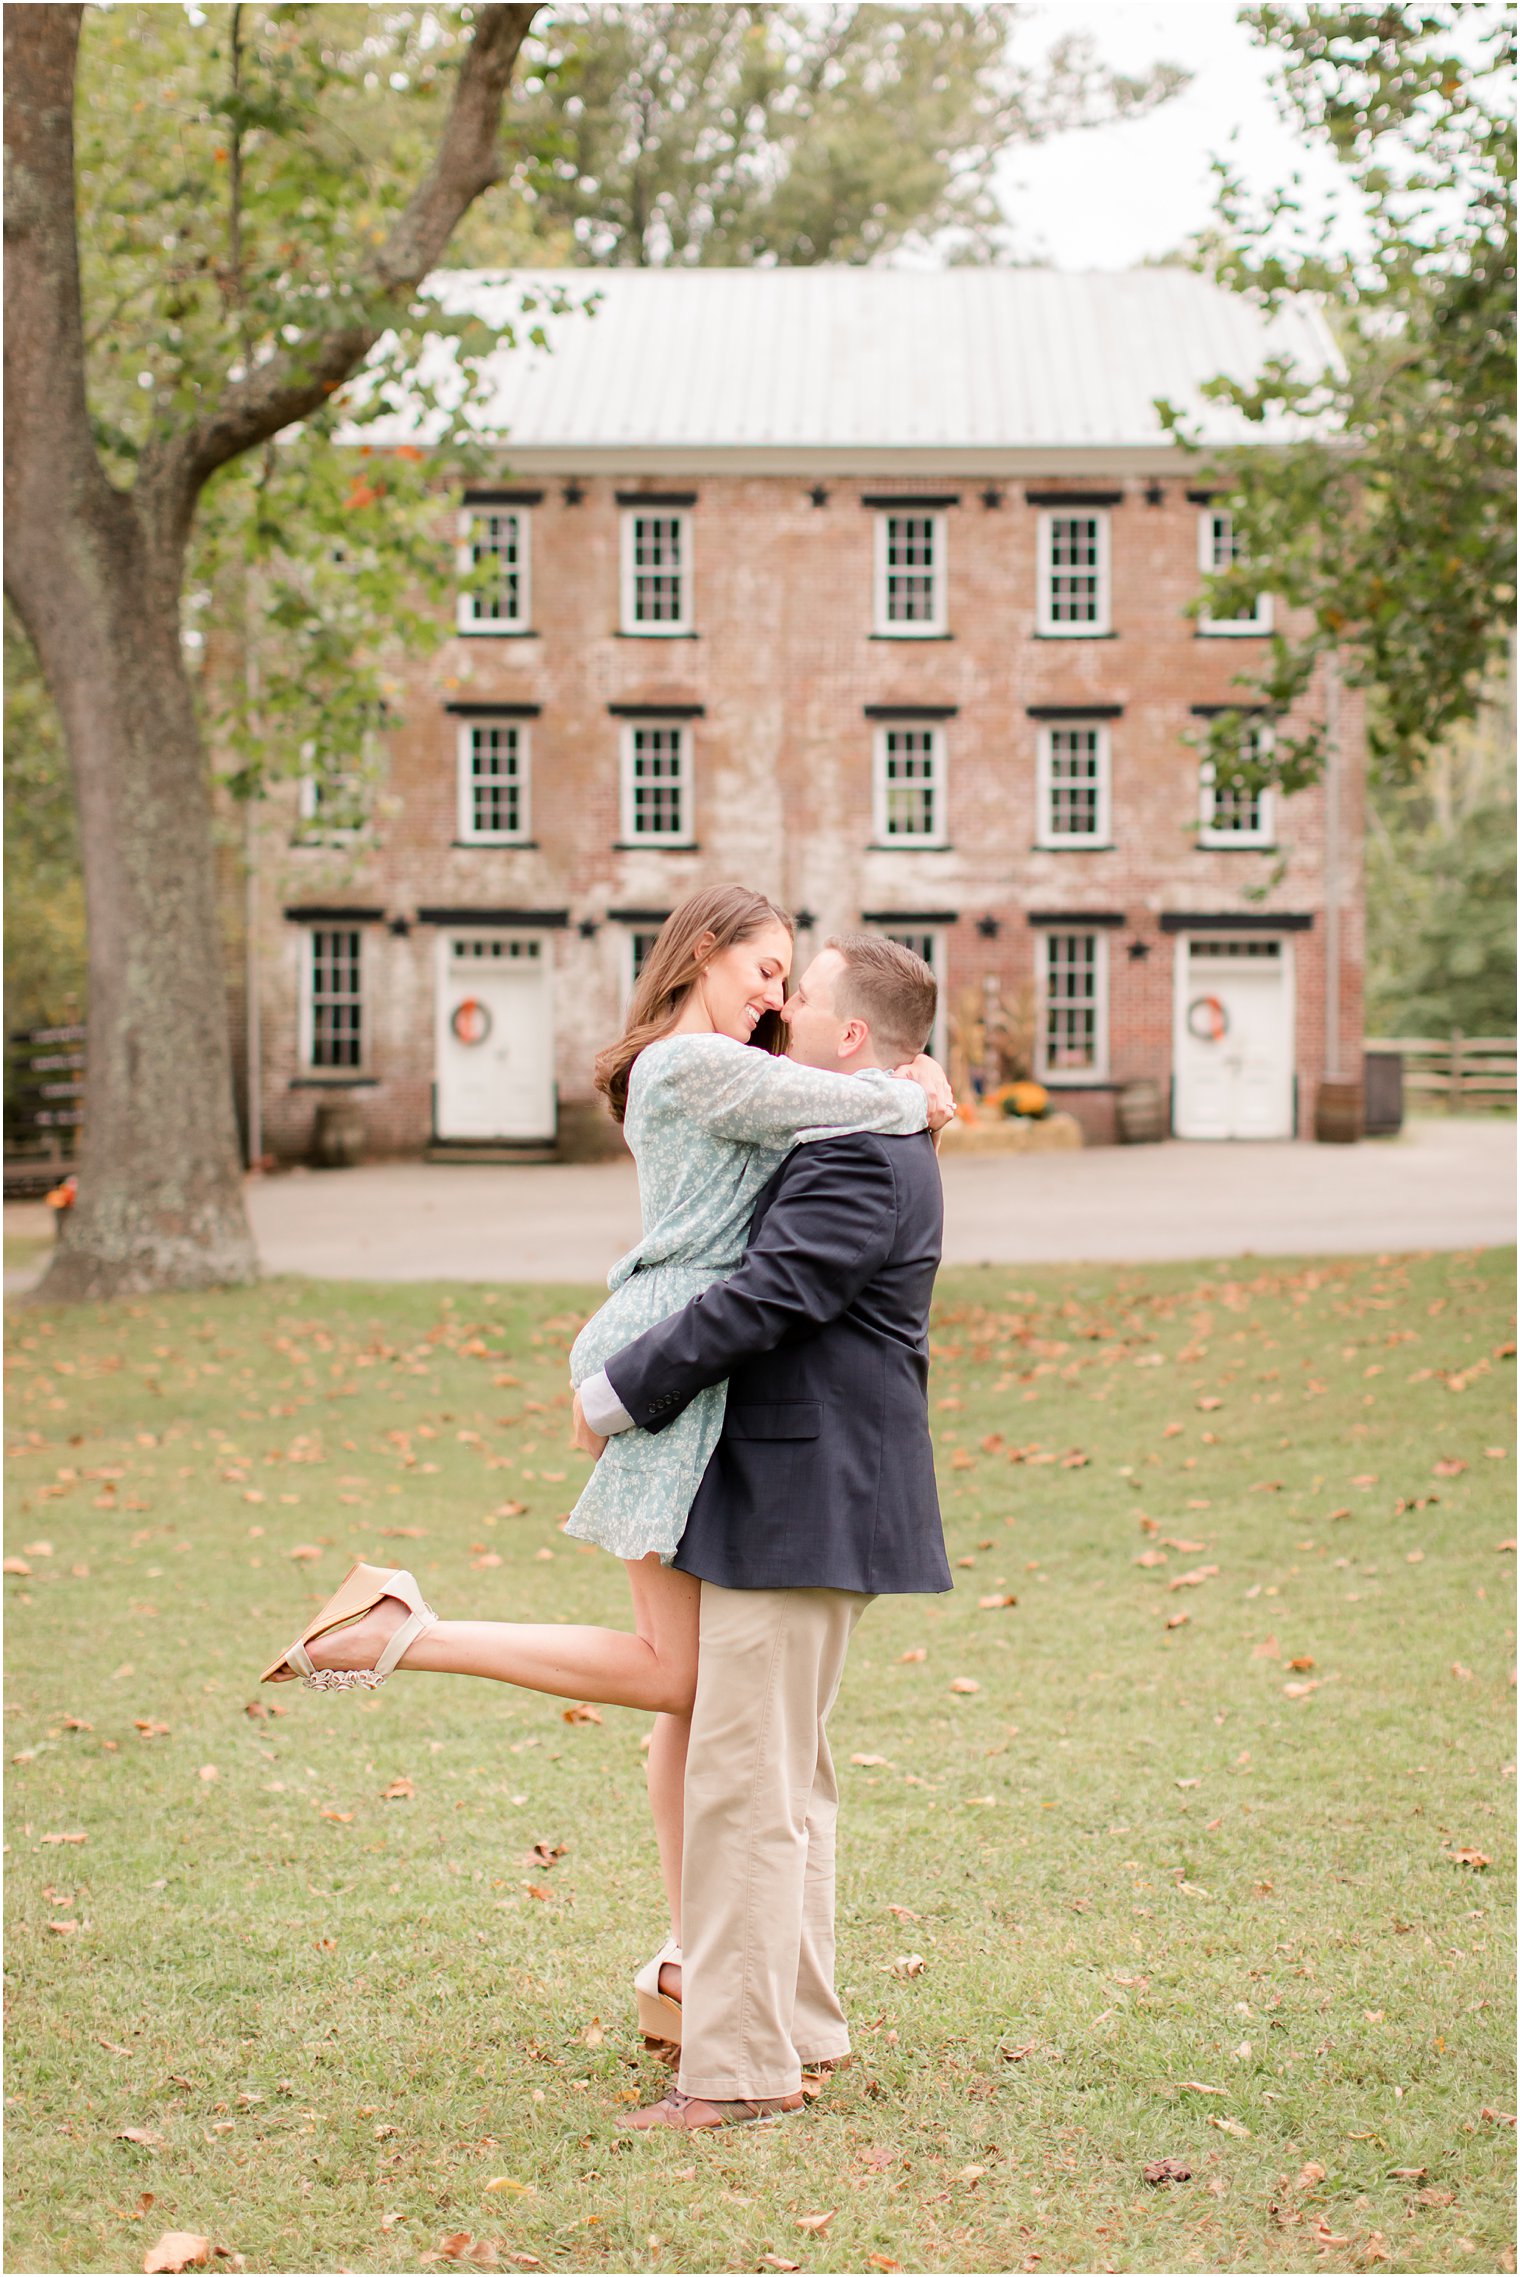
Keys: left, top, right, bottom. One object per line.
{"left": 311, "top": 1096, "right": 365, "bottom": 1170}
{"left": 1116, "top": 1078, "right": 1168, "bottom": 1144}
{"left": 1314, "top": 1079, "right": 1363, "bottom": 1144}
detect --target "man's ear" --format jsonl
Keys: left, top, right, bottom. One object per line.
{"left": 837, "top": 1018, "right": 872, "bottom": 1063}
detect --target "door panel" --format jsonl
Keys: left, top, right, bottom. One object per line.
{"left": 1174, "top": 944, "right": 1293, "bottom": 1141}
{"left": 435, "top": 935, "right": 555, "bottom": 1141}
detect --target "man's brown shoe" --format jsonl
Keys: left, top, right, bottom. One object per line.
{"left": 616, "top": 2087, "right": 805, "bottom": 2132}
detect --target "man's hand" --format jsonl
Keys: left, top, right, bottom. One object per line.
{"left": 896, "top": 1051, "right": 956, "bottom": 1131}
{"left": 571, "top": 1389, "right": 607, "bottom": 1461}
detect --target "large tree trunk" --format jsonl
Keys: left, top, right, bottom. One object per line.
{"left": 5, "top": 5, "right": 256, "bottom": 1300}
{"left": 5, "top": 2, "right": 536, "bottom": 1297}
{"left": 16, "top": 503, "right": 257, "bottom": 1302}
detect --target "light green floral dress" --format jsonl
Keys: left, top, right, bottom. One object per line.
{"left": 566, "top": 1034, "right": 929, "bottom": 1564}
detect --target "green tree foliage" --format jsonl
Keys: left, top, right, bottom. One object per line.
{"left": 485, "top": 3, "right": 1187, "bottom": 268}
{"left": 1165, "top": 4, "right": 1515, "bottom": 795}
{"left": 1366, "top": 665, "right": 1517, "bottom": 1036}
{"left": 68, "top": 3, "right": 573, "bottom": 803}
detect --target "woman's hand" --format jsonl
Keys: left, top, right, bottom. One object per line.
{"left": 571, "top": 1389, "right": 607, "bottom": 1460}
{"left": 896, "top": 1052, "right": 956, "bottom": 1131}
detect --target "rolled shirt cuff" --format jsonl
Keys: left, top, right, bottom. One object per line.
{"left": 579, "top": 1367, "right": 636, "bottom": 1436}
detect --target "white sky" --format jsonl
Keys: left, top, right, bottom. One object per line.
{"left": 998, "top": 2, "right": 1358, "bottom": 269}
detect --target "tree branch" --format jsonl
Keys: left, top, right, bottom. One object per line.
{"left": 148, "top": 2, "right": 538, "bottom": 530}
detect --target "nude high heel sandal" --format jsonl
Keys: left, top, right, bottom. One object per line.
{"left": 261, "top": 1562, "right": 436, "bottom": 1691}
{"left": 635, "top": 1937, "right": 683, "bottom": 2051}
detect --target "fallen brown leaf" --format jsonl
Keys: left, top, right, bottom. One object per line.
{"left": 1175, "top": 2081, "right": 1226, "bottom": 2095}
{"left": 949, "top": 1677, "right": 980, "bottom": 1695}
{"left": 1432, "top": 1458, "right": 1468, "bottom": 1478}
{"left": 143, "top": 2234, "right": 210, "bottom": 2274}
{"left": 288, "top": 1544, "right": 323, "bottom": 1562}
{"left": 851, "top": 1752, "right": 889, "bottom": 1768}
{"left": 978, "top": 1593, "right": 1018, "bottom": 1609}
{"left": 892, "top": 1953, "right": 927, "bottom": 1979}
{"left": 562, "top": 1702, "right": 602, "bottom": 1725}
{"left": 1444, "top": 1845, "right": 1491, "bottom": 1868}
{"left": 1168, "top": 1565, "right": 1219, "bottom": 1591}
{"left": 898, "top": 1647, "right": 927, "bottom": 1663}
{"left": 760, "top": 2257, "right": 800, "bottom": 2272}
{"left": 1143, "top": 2158, "right": 1192, "bottom": 2185}
{"left": 41, "top": 1830, "right": 87, "bottom": 1845}
{"left": 381, "top": 1777, "right": 414, "bottom": 1801}
{"left": 117, "top": 2127, "right": 165, "bottom": 2147}
{"left": 796, "top": 2211, "right": 835, "bottom": 2233}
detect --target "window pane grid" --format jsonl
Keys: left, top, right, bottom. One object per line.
{"left": 468, "top": 511, "right": 522, "bottom": 623}
{"left": 1047, "top": 728, "right": 1102, "bottom": 837}
{"left": 882, "top": 728, "right": 939, "bottom": 839}
{"left": 631, "top": 929, "right": 662, "bottom": 980}
{"left": 630, "top": 726, "right": 687, "bottom": 837}
{"left": 632, "top": 516, "right": 686, "bottom": 624}
{"left": 1044, "top": 931, "right": 1098, "bottom": 1073}
{"left": 310, "top": 928, "right": 362, "bottom": 1070}
{"left": 1206, "top": 510, "right": 1261, "bottom": 624}
{"left": 1047, "top": 515, "right": 1101, "bottom": 624}
{"left": 468, "top": 724, "right": 523, "bottom": 837}
{"left": 884, "top": 515, "right": 938, "bottom": 624}
{"left": 1206, "top": 726, "right": 1269, "bottom": 836}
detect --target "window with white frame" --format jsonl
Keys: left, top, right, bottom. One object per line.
{"left": 873, "top": 724, "right": 946, "bottom": 845}
{"left": 1039, "top": 929, "right": 1107, "bottom": 1080}
{"left": 303, "top": 927, "right": 363, "bottom": 1071}
{"left": 1197, "top": 508, "right": 1271, "bottom": 634}
{"left": 877, "top": 927, "right": 948, "bottom": 1063}
{"left": 1037, "top": 723, "right": 1111, "bottom": 846}
{"left": 621, "top": 924, "right": 667, "bottom": 1009}
{"left": 621, "top": 721, "right": 694, "bottom": 842}
{"left": 296, "top": 715, "right": 382, "bottom": 841}
{"left": 1199, "top": 720, "right": 1277, "bottom": 847}
{"left": 874, "top": 512, "right": 947, "bottom": 635}
{"left": 456, "top": 718, "right": 530, "bottom": 843}
{"left": 620, "top": 510, "right": 692, "bottom": 634}
{"left": 1037, "top": 509, "right": 1110, "bottom": 635}
{"left": 457, "top": 506, "right": 530, "bottom": 633}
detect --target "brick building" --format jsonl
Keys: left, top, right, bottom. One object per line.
{"left": 250, "top": 267, "right": 1362, "bottom": 1160}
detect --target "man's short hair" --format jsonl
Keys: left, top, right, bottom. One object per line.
{"left": 826, "top": 933, "right": 938, "bottom": 1059}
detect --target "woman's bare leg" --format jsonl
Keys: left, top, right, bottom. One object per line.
{"left": 300, "top": 1553, "right": 702, "bottom": 1716}
{"left": 646, "top": 1707, "right": 691, "bottom": 1944}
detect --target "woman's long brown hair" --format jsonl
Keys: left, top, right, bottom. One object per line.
{"left": 594, "top": 885, "right": 795, "bottom": 1124}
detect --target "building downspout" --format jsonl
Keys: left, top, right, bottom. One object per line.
{"left": 1323, "top": 648, "right": 1343, "bottom": 1082}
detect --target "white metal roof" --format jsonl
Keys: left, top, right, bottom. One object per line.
{"left": 373, "top": 266, "right": 1340, "bottom": 469}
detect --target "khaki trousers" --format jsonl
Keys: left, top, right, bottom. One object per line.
{"left": 678, "top": 1581, "right": 874, "bottom": 2103}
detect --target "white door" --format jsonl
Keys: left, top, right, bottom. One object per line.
{"left": 435, "top": 933, "right": 555, "bottom": 1141}
{"left": 1173, "top": 937, "right": 1294, "bottom": 1140}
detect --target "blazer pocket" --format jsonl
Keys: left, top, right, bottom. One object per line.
{"left": 726, "top": 1401, "right": 822, "bottom": 1442}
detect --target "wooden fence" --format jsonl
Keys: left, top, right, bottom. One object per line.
{"left": 4, "top": 1022, "right": 85, "bottom": 1196}
{"left": 1364, "top": 1033, "right": 1517, "bottom": 1111}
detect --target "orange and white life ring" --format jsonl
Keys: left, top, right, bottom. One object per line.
{"left": 1186, "top": 993, "right": 1229, "bottom": 1044}
{"left": 451, "top": 997, "right": 492, "bottom": 1046}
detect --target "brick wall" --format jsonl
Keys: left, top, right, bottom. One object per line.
{"left": 250, "top": 471, "right": 1364, "bottom": 1159}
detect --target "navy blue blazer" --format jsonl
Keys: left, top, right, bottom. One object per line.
{"left": 603, "top": 1128, "right": 952, "bottom": 1595}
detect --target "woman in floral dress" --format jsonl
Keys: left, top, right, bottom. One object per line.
{"left": 263, "top": 885, "right": 951, "bottom": 1992}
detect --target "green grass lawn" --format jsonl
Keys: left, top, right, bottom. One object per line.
{"left": 5, "top": 1251, "right": 1515, "bottom": 2276}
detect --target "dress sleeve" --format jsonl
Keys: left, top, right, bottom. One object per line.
{"left": 652, "top": 1036, "right": 928, "bottom": 1149}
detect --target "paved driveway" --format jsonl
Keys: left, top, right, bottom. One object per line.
{"left": 242, "top": 1116, "right": 1512, "bottom": 1282}
{"left": 8, "top": 1120, "right": 1511, "bottom": 1294}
